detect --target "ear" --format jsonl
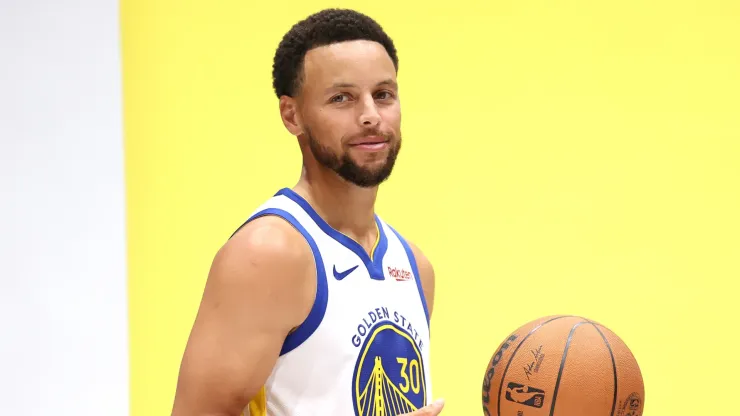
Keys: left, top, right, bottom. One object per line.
{"left": 279, "top": 96, "right": 303, "bottom": 136}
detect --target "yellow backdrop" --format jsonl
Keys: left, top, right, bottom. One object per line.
{"left": 122, "top": 1, "right": 739, "bottom": 415}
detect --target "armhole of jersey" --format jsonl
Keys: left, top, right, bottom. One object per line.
{"left": 388, "top": 225, "right": 430, "bottom": 327}
{"left": 242, "top": 207, "right": 329, "bottom": 356}
{"left": 243, "top": 386, "right": 266, "bottom": 416}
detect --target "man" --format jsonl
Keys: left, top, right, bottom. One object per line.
{"left": 172, "top": 8, "right": 443, "bottom": 416}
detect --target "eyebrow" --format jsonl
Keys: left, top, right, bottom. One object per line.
{"left": 326, "top": 79, "right": 398, "bottom": 92}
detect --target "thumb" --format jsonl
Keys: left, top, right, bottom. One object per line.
{"left": 418, "top": 398, "right": 446, "bottom": 415}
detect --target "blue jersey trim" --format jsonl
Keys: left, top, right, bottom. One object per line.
{"left": 275, "top": 188, "right": 388, "bottom": 280}
{"left": 388, "top": 225, "right": 430, "bottom": 327}
{"left": 241, "top": 208, "right": 329, "bottom": 356}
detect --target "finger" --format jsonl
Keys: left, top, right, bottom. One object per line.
{"left": 418, "top": 398, "right": 445, "bottom": 415}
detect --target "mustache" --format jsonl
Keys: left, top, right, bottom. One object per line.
{"left": 345, "top": 130, "right": 395, "bottom": 142}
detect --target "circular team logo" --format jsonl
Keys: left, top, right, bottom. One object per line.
{"left": 352, "top": 321, "right": 426, "bottom": 416}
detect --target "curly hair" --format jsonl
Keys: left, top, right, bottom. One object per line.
{"left": 272, "top": 8, "right": 399, "bottom": 98}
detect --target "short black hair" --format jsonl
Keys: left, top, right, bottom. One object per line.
{"left": 272, "top": 8, "right": 399, "bottom": 98}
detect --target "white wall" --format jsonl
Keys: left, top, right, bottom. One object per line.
{"left": 0, "top": 1, "right": 129, "bottom": 414}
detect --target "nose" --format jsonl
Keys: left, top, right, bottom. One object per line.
{"left": 358, "top": 95, "right": 381, "bottom": 127}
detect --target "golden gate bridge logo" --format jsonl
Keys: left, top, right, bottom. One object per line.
{"left": 352, "top": 323, "right": 426, "bottom": 416}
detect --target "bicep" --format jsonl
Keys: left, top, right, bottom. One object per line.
{"left": 172, "top": 218, "right": 315, "bottom": 416}
{"left": 409, "top": 241, "right": 435, "bottom": 319}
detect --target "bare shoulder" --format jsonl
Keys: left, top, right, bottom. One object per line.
{"left": 406, "top": 239, "right": 436, "bottom": 319}
{"left": 173, "top": 214, "right": 316, "bottom": 415}
{"left": 220, "top": 214, "right": 314, "bottom": 275}
{"left": 211, "top": 215, "right": 316, "bottom": 319}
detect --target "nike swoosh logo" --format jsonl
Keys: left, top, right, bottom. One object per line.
{"left": 333, "top": 264, "right": 359, "bottom": 280}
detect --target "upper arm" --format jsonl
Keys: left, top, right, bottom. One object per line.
{"left": 171, "top": 216, "right": 315, "bottom": 416}
{"left": 408, "top": 241, "right": 436, "bottom": 320}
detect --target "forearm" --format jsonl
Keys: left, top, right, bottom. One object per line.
{"left": 171, "top": 397, "right": 245, "bottom": 416}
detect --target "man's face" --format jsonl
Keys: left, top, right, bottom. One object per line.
{"left": 296, "top": 40, "right": 401, "bottom": 188}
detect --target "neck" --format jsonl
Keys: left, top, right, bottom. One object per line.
{"left": 292, "top": 164, "right": 379, "bottom": 243}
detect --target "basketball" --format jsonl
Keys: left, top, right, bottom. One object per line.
{"left": 481, "top": 315, "right": 644, "bottom": 416}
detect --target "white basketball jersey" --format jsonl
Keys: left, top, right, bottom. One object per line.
{"left": 239, "top": 188, "right": 433, "bottom": 416}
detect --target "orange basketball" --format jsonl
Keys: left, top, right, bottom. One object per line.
{"left": 481, "top": 315, "right": 644, "bottom": 416}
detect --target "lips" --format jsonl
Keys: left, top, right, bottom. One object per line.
{"left": 349, "top": 135, "right": 389, "bottom": 146}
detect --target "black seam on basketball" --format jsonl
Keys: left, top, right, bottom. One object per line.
{"left": 495, "top": 315, "right": 574, "bottom": 416}
{"left": 588, "top": 323, "right": 618, "bottom": 416}
{"left": 549, "top": 321, "right": 588, "bottom": 416}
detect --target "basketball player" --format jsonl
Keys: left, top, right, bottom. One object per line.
{"left": 172, "top": 9, "right": 443, "bottom": 416}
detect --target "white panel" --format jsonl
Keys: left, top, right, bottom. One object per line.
{"left": 0, "top": 1, "right": 129, "bottom": 415}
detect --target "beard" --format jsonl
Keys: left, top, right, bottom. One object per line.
{"left": 306, "top": 128, "right": 401, "bottom": 188}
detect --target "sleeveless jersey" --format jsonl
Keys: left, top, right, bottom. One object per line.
{"left": 240, "top": 188, "right": 433, "bottom": 416}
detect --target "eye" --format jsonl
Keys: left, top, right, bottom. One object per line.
{"left": 375, "top": 90, "right": 395, "bottom": 100}
{"left": 330, "top": 93, "right": 350, "bottom": 103}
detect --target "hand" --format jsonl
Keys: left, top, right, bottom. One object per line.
{"left": 401, "top": 399, "right": 445, "bottom": 415}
